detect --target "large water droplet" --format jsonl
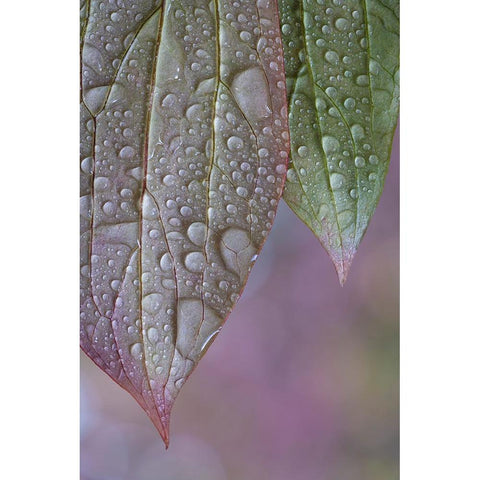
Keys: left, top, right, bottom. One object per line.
{"left": 322, "top": 136, "right": 340, "bottom": 155}
{"left": 231, "top": 67, "right": 271, "bottom": 124}
{"left": 344, "top": 97, "right": 355, "bottom": 110}
{"left": 130, "top": 343, "right": 143, "bottom": 359}
{"left": 143, "top": 293, "right": 162, "bottom": 315}
{"left": 330, "top": 173, "right": 345, "bottom": 190}
{"left": 355, "top": 156, "right": 366, "bottom": 168}
{"left": 325, "top": 50, "right": 339, "bottom": 64}
{"left": 160, "top": 253, "right": 173, "bottom": 271}
{"left": 163, "top": 174, "right": 176, "bottom": 186}
{"left": 356, "top": 75, "right": 369, "bottom": 86}
{"left": 236, "top": 186, "right": 248, "bottom": 198}
{"left": 119, "top": 146, "right": 135, "bottom": 159}
{"left": 147, "top": 327, "right": 159, "bottom": 343}
{"left": 227, "top": 136, "right": 244, "bottom": 151}
{"left": 335, "top": 17, "right": 349, "bottom": 31}
{"left": 94, "top": 177, "right": 110, "bottom": 191}
{"left": 187, "top": 222, "right": 207, "bottom": 246}
{"left": 102, "top": 201, "right": 116, "bottom": 216}
{"left": 297, "top": 145, "right": 308, "bottom": 157}
{"left": 184, "top": 252, "right": 205, "bottom": 273}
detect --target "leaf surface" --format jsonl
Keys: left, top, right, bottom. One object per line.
{"left": 279, "top": 0, "right": 399, "bottom": 283}
{"left": 80, "top": 0, "right": 289, "bottom": 446}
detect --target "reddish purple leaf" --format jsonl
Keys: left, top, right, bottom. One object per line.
{"left": 80, "top": 0, "right": 289, "bottom": 446}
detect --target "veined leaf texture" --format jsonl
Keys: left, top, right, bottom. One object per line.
{"left": 80, "top": 0, "right": 289, "bottom": 446}
{"left": 280, "top": 0, "right": 399, "bottom": 283}
{"left": 80, "top": 0, "right": 399, "bottom": 446}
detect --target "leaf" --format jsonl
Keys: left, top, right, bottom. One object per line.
{"left": 80, "top": 0, "right": 289, "bottom": 446}
{"left": 279, "top": 0, "right": 399, "bottom": 284}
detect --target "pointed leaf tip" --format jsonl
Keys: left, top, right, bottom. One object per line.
{"left": 280, "top": 0, "right": 399, "bottom": 274}
{"left": 328, "top": 244, "right": 356, "bottom": 286}
{"left": 80, "top": 0, "right": 289, "bottom": 442}
{"left": 150, "top": 403, "right": 171, "bottom": 448}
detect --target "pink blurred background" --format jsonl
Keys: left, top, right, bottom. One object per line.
{"left": 81, "top": 128, "right": 399, "bottom": 480}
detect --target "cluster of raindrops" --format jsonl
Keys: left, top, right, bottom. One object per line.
{"left": 281, "top": 0, "right": 387, "bottom": 251}
{"left": 80, "top": 0, "right": 290, "bottom": 416}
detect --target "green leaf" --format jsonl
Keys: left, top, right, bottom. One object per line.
{"left": 80, "top": 0, "right": 289, "bottom": 447}
{"left": 280, "top": 0, "right": 399, "bottom": 284}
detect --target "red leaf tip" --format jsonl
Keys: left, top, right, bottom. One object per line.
{"left": 330, "top": 245, "right": 356, "bottom": 286}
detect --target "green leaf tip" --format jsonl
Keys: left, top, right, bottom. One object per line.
{"left": 279, "top": 0, "right": 399, "bottom": 282}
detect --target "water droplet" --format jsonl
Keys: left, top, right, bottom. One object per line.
{"left": 258, "top": 148, "right": 269, "bottom": 158}
{"left": 142, "top": 192, "right": 158, "bottom": 220}
{"left": 355, "top": 156, "right": 365, "bottom": 167}
{"left": 344, "top": 97, "right": 355, "bottom": 110}
{"left": 120, "top": 188, "right": 133, "bottom": 198}
{"left": 186, "top": 104, "right": 202, "bottom": 122}
{"left": 160, "top": 253, "right": 173, "bottom": 271}
{"left": 163, "top": 174, "right": 176, "bottom": 186}
{"left": 175, "top": 378, "right": 185, "bottom": 389}
{"left": 369, "top": 60, "right": 380, "bottom": 76}
{"left": 143, "top": 293, "right": 162, "bottom": 314}
{"left": 80, "top": 157, "right": 92, "bottom": 175}
{"left": 231, "top": 67, "right": 271, "bottom": 123}
{"left": 119, "top": 146, "right": 135, "bottom": 159}
{"left": 236, "top": 186, "right": 248, "bottom": 197}
{"left": 220, "top": 228, "right": 254, "bottom": 277}
{"left": 180, "top": 205, "right": 193, "bottom": 217}
{"left": 297, "top": 145, "right": 308, "bottom": 157}
{"left": 335, "top": 17, "right": 349, "bottom": 31}
{"left": 286, "top": 168, "right": 299, "bottom": 183}
{"left": 325, "top": 50, "right": 339, "bottom": 64}
{"left": 369, "top": 154, "right": 379, "bottom": 165}
{"left": 147, "top": 327, "right": 159, "bottom": 343}
{"left": 227, "top": 136, "right": 244, "bottom": 151}
{"left": 322, "top": 136, "right": 340, "bottom": 155}
{"left": 102, "top": 201, "right": 116, "bottom": 216}
{"left": 94, "top": 177, "right": 109, "bottom": 191}
{"left": 351, "top": 124, "right": 365, "bottom": 141}
{"left": 240, "top": 31, "right": 251, "bottom": 41}
{"left": 130, "top": 343, "right": 143, "bottom": 359}
{"left": 185, "top": 252, "right": 205, "bottom": 273}
{"left": 356, "top": 75, "right": 369, "bottom": 86}
{"left": 330, "top": 173, "right": 345, "bottom": 190}
{"left": 325, "top": 86, "right": 337, "bottom": 98}
{"left": 149, "top": 229, "right": 160, "bottom": 239}
{"left": 162, "top": 94, "right": 177, "bottom": 107}
{"left": 187, "top": 222, "right": 206, "bottom": 246}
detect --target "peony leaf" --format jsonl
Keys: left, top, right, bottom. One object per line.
{"left": 80, "top": 0, "right": 289, "bottom": 447}
{"left": 279, "top": 0, "right": 399, "bottom": 284}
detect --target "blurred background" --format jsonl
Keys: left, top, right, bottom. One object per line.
{"left": 81, "top": 129, "right": 399, "bottom": 480}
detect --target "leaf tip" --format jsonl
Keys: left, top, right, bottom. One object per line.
{"left": 147, "top": 396, "right": 173, "bottom": 448}
{"left": 156, "top": 417, "right": 170, "bottom": 449}
{"left": 331, "top": 246, "right": 356, "bottom": 286}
